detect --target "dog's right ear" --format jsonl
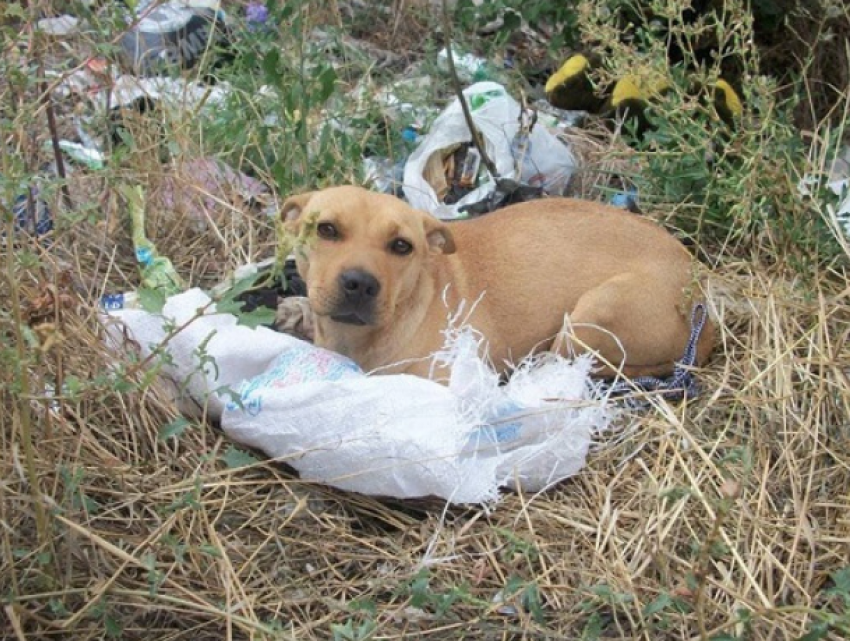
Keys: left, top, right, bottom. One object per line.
{"left": 280, "top": 192, "right": 314, "bottom": 233}
{"left": 424, "top": 217, "right": 456, "bottom": 255}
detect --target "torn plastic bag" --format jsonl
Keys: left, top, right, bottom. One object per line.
{"left": 105, "top": 289, "right": 612, "bottom": 504}
{"left": 108, "top": 75, "right": 231, "bottom": 112}
{"left": 1, "top": 169, "right": 55, "bottom": 246}
{"left": 403, "top": 82, "right": 578, "bottom": 219}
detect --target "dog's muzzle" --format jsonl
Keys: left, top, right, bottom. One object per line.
{"left": 330, "top": 268, "right": 381, "bottom": 326}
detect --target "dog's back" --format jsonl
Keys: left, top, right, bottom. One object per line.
{"left": 434, "top": 198, "right": 712, "bottom": 375}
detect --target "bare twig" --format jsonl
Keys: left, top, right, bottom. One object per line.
{"left": 440, "top": 0, "right": 499, "bottom": 179}
{"left": 41, "top": 77, "right": 72, "bottom": 210}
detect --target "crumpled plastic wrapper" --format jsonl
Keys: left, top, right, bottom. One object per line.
{"left": 156, "top": 157, "right": 269, "bottom": 229}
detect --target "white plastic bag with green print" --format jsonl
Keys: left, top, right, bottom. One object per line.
{"left": 403, "top": 81, "right": 577, "bottom": 220}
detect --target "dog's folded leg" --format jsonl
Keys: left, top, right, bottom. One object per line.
{"left": 553, "top": 311, "right": 628, "bottom": 377}
{"left": 555, "top": 271, "right": 708, "bottom": 379}
{"left": 274, "top": 296, "right": 315, "bottom": 342}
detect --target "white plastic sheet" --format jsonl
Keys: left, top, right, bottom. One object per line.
{"left": 830, "top": 178, "right": 850, "bottom": 239}
{"left": 106, "top": 289, "right": 612, "bottom": 504}
{"left": 403, "top": 82, "right": 578, "bottom": 219}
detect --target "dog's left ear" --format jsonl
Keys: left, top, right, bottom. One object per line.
{"left": 424, "top": 217, "right": 456, "bottom": 255}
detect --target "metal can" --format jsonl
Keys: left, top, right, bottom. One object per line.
{"left": 120, "top": 1, "right": 232, "bottom": 76}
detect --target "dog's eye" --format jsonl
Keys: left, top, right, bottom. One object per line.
{"left": 389, "top": 238, "right": 413, "bottom": 256}
{"left": 317, "top": 222, "right": 339, "bottom": 240}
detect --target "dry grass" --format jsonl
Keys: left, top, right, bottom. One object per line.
{"left": 6, "top": 238, "right": 848, "bottom": 640}
{"left": 2, "top": 2, "right": 850, "bottom": 640}
{"left": 558, "top": 124, "right": 640, "bottom": 203}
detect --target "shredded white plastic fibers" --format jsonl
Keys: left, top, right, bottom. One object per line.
{"left": 105, "top": 288, "right": 614, "bottom": 504}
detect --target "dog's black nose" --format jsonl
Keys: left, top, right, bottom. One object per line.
{"left": 339, "top": 269, "right": 380, "bottom": 303}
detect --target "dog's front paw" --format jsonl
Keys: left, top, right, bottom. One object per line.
{"left": 274, "top": 296, "right": 315, "bottom": 342}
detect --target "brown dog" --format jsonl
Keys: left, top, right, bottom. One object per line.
{"left": 282, "top": 186, "right": 713, "bottom": 381}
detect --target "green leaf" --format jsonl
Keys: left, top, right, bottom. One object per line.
{"left": 332, "top": 621, "right": 356, "bottom": 641}
{"left": 21, "top": 325, "right": 39, "bottom": 349}
{"left": 827, "top": 566, "right": 850, "bottom": 594}
{"left": 591, "top": 584, "right": 613, "bottom": 599}
{"left": 222, "top": 274, "right": 260, "bottom": 300}
{"left": 48, "top": 598, "right": 70, "bottom": 617}
{"left": 796, "top": 622, "right": 830, "bottom": 641}
{"left": 660, "top": 486, "right": 691, "bottom": 501}
{"left": 138, "top": 287, "right": 166, "bottom": 313}
{"left": 409, "top": 569, "right": 431, "bottom": 608}
{"left": 221, "top": 445, "right": 259, "bottom": 469}
{"left": 316, "top": 65, "right": 338, "bottom": 104}
{"left": 591, "top": 583, "right": 633, "bottom": 604}
{"left": 104, "top": 614, "right": 123, "bottom": 638}
{"left": 522, "top": 582, "right": 545, "bottom": 624}
{"left": 198, "top": 543, "right": 223, "bottom": 558}
{"left": 348, "top": 597, "right": 377, "bottom": 616}
{"left": 2, "top": 3, "right": 26, "bottom": 19}
{"left": 214, "top": 298, "right": 245, "bottom": 316}
{"left": 235, "top": 306, "right": 276, "bottom": 329}
{"left": 581, "top": 611, "right": 604, "bottom": 640}
{"left": 643, "top": 593, "right": 673, "bottom": 617}
{"left": 64, "top": 375, "right": 83, "bottom": 398}
{"left": 261, "top": 49, "right": 282, "bottom": 87}
{"left": 82, "top": 495, "right": 102, "bottom": 515}
{"left": 356, "top": 620, "right": 377, "bottom": 639}
{"left": 503, "top": 574, "right": 524, "bottom": 597}
{"left": 159, "top": 417, "right": 191, "bottom": 441}
{"left": 502, "top": 10, "right": 522, "bottom": 32}
{"left": 271, "top": 157, "right": 289, "bottom": 193}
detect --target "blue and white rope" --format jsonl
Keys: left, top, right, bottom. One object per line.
{"left": 606, "top": 303, "right": 709, "bottom": 404}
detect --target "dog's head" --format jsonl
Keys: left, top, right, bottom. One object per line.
{"left": 281, "top": 186, "right": 455, "bottom": 331}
